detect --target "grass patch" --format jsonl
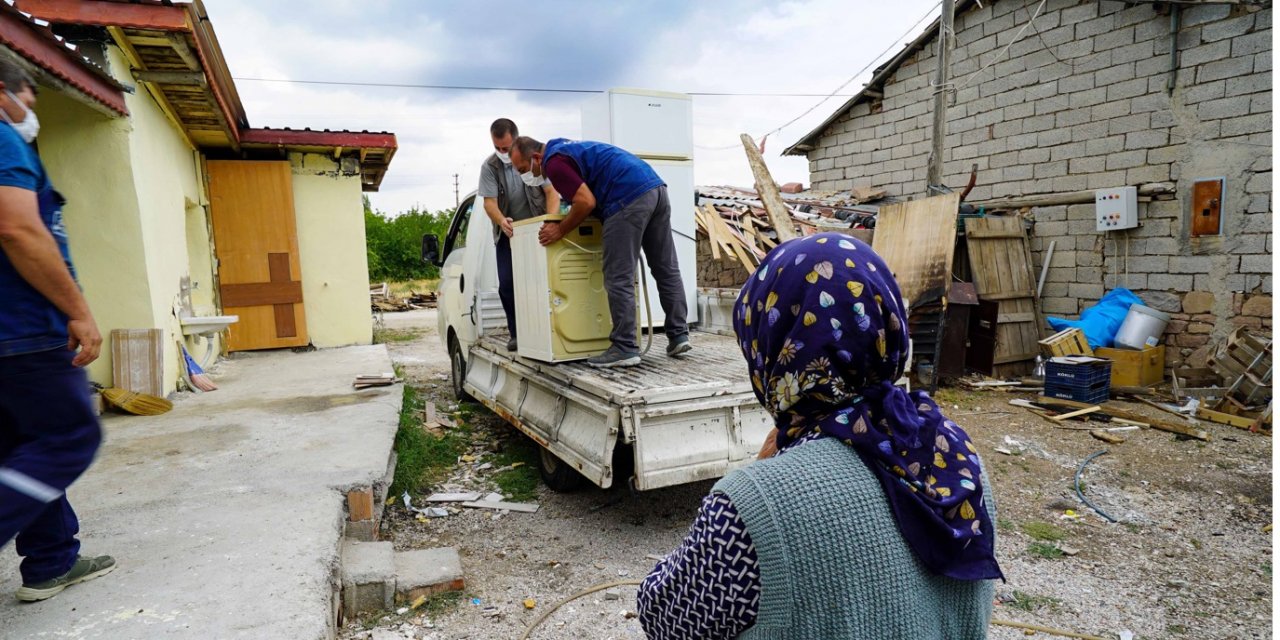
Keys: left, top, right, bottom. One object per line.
{"left": 997, "top": 517, "right": 1014, "bottom": 532}
{"left": 1021, "top": 521, "right": 1068, "bottom": 542}
{"left": 388, "top": 384, "right": 471, "bottom": 497}
{"left": 1027, "top": 542, "right": 1065, "bottom": 560}
{"left": 373, "top": 328, "right": 423, "bottom": 344}
{"left": 1007, "top": 590, "right": 1063, "bottom": 613}
{"left": 490, "top": 436, "right": 541, "bottom": 502}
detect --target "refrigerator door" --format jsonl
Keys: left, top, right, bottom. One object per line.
{"left": 607, "top": 89, "right": 693, "bottom": 160}
{"left": 639, "top": 159, "right": 698, "bottom": 326}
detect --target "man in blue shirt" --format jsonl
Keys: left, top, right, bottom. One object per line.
{"left": 0, "top": 61, "right": 115, "bottom": 602}
{"left": 510, "top": 136, "right": 690, "bottom": 368}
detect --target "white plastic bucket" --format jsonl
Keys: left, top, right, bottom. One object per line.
{"left": 1114, "top": 304, "right": 1171, "bottom": 349}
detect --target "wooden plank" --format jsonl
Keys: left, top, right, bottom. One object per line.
{"left": 998, "top": 312, "right": 1037, "bottom": 323}
{"left": 870, "top": 192, "right": 961, "bottom": 307}
{"left": 110, "top": 328, "right": 164, "bottom": 397}
{"left": 965, "top": 229, "right": 1027, "bottom": 239}
{"left": 1052, "top": 406, "right": 1101, "bottom": 421}
{"left": 740, "top": 134, "right": 798, "bottom": 242}
{"left": 1196, "top": 406, "right": 1256, "bottom": 429}
{"left": 1037, "top": 396, "right": 1211, "bottom": 441}
{"left": 977, "top": 289, "right": 1036, "bottom": 301}
{"left": 219, "top": 281, "right": 304, "bottom": 307}
{"left": 461, "top": 500, "right": 540, "bottom": 513}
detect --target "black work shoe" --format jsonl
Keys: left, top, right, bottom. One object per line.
{"left": 507, "top": 337, "right": 518, "bottom": 352}
{"left": 667, "top": 335, "right": 692, "bottom": 357}
{"left": 587, "top": 345, "right": 642, "bottom": 368}
{"left": 16, "top": 555, "right": 116, "bottom": 602}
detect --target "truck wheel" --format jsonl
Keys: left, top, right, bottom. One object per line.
{"left": 448, "top": 336, "right": 472, "bottom": 402}
{"left": 538, "top": 446, "right": 585, "bottom": 492}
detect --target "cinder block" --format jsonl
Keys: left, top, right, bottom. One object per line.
{"left": 1199, "top": 96, "right": 1252, "bottom": 120}
{"left": 1105, "top": 150, "right": 1146, "bottom": 170}
{"left": 1198, "top": 57, "right": 1254, "bottom": 83}
{"left": 342, "top": 540, "right": 395, "bottom": 619}
{"left": 1181, "top": 41, "right": 1232, "bottom": 68}
{"left": 395, "top": 548, "right": 465, "bottom": 603}
{"left": 1232, "top": 31, "right": 1271, "bottom": 57}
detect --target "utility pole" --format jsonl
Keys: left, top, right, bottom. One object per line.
{"left": 452, "top": 173, "right": 460, "bottom": 208}
{"left": 926, "top": 0, "right": 955, "bottom": 194}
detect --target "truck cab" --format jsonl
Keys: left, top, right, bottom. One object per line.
{"left": 425, "top": 191, "right": 773, "bottom": 492}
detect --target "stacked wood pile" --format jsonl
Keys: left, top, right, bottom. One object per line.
{"left": 370, "top": 283, "right": 437, "bottom": 312}
{"left": 693, "top": 185, "right": 888, "bottom": 270}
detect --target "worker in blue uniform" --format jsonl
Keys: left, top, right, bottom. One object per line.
{"left": 0, "top": 61, "right": 115, "bottom": 602}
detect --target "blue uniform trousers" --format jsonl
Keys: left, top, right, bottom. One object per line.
{"left": 0, "top": 347, "right": 101, "bottom": 583}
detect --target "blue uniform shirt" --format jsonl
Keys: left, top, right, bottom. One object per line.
{"left": 0, "top": 124, "right": 74, "bottom": 357}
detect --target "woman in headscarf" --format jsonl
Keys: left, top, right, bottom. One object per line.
{"left": 637, "top": 233, "right": 1002, "bottom": 640}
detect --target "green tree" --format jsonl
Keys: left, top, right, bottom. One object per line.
{"left": 364, "top": 196, "right": 453, "bottom": 281}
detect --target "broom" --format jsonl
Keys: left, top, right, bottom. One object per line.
{"left": 181, "top": 345, "right": 218, "bottom": 392}
{"left": 101, "top": 388, "right": 173, "bottom": 416}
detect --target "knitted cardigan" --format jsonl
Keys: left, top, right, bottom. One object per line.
{"left": 712, "top": 437, "right": 994, "bottom": 640}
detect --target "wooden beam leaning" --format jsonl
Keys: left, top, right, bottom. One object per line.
{"left": 740, "top": 134, "right": 798, "bottom": 243}
{"left": 166, "top": 33, "right": 203, "bottom": 72}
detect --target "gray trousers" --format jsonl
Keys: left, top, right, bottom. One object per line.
{"left": 601, "top": 186, "right": 689, "bottom": 351}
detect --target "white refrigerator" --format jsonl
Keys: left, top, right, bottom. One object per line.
{"left": 581, "top": 88, "right": 698, "bottom": 325}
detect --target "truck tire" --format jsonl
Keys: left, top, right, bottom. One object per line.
{"left": 538, "top": 446, "right": 585, "bottom": 492}
{"left": 448, "top": 336, "right": 473, "bottom": 402}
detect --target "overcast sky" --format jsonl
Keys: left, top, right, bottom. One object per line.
{"left": 206, "top": 0, "right": 941, "bottom": 215}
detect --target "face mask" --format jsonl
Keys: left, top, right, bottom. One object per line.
{"left": 496, "top": 151, "right": 511, "bottom": 164}
{"left": 3, "top": 91, "right": 37, "bottom": 143}
{"left": 521, "top": 170, "right": 545, "bottom": 187}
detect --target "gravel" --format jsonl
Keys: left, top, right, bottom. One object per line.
{"left": 349, "top": 310, "right": 1272, "bottom": 640}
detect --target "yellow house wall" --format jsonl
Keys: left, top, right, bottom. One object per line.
{"left": 33, "top": 90, "right": 151, "bottom": 387}
{"left": 290, "top": 152, "right": 373, "bottom": 348}
{"left": 32, "top": 45, "right": 219, "bottom": 394}
{"left": 118, "top": 42, "right": 212, "bottom": 394}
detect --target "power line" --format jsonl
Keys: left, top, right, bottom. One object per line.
{"left": 696, "top": 0, "right": 944, "bottom": 152}
{"left": 230, "top": 77, "right": 857, "bottom": 98}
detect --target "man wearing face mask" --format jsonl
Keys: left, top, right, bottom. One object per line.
{"left": 477, "top": 118, "right": 560, "bottom": 351}
{"left": 0, "top": 62, "right": 114, "bottom": 602}
{"left": 509, "top": 136, "right": 690, "bottom": 368}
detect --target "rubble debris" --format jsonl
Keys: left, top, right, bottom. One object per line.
{"left": 425, "top": 492, "right": 482, "bottom": 502}
{"left": 354, "top": 373, "right": 399, "bottom": 389}
{"left": 460, "top": 500, "right": 539, "bottom": 513}
{"left": 371, "top": 283, "right": 438, "bottom": 312}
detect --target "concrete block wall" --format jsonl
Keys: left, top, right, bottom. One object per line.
{"left": 696, "top": 233, "right": 753, "bottom": 288}
{"left": 806, "top": 0, "right": 1272, "bottom": 358}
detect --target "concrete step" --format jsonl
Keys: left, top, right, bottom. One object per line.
{"left": 341, "top": 540, "right": 395, "bottom": 620}
{"left": 394, "top": 548, "right": 465, "bottom": 603}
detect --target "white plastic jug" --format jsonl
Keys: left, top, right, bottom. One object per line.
{"left": 1113, "top": 304, "right": 1170, "bottom": 350}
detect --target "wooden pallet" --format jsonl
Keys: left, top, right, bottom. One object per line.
{"left": 1207, "top": 327, "right": 1272, "bottom": 410}
{"left": 1039, "top": 327, "right": 1093, "bottom": 357}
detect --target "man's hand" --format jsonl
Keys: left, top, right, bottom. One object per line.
{"left": 757, "top": 428, "right": 779, "bottom": 459}
{"left": 501, "top": 217, "right": 515, "bottom": 238}
{"left": 67, "top": 316, "right": 102, "bottom": 367}
{"left": 538, "top": 222, "right": 566, "bottom": 246}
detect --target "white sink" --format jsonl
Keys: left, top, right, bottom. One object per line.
{"left": 180, "top": 314, "right": 239, "bottom": 336}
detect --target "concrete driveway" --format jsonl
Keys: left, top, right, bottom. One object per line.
{"left": 0, "top": 345, "right": 401, "bottom": 639}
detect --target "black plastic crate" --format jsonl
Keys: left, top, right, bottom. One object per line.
{"left": 1045, "top": 359, "right": 1112, "bottom": 389}
{"left": 1044, "top": 382, "right": 1110, "bottom": 405}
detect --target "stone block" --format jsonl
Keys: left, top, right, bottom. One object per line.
{"left": 1096, "top": 62, "right": 1137, "bottom": 87}
{"left": 1241, "top": 295, "right": 1272, "bottom": 318}
{"left": 1105, "top": 273, "right": 1147, "bottom": 290}
{"left": 1176, "top": 333, "right": 1211, "bottom": 348}
{"left": 1069, "top": 282, "right": 1105, "bottom": 300}
{"left": 1198, "top": 57, "right": 1254, "bottom": 83}
{"left": 1232, "top": 315, "right": 1264, "bottom": 329}
{"left": 1141, "top": 290, "right": 1185, "bottom": 312}
{"left": 1106, "top": 150, "right": 1146, "bottom": 170}
{"left": 1241, "top": 254, "right": 1271, "bottom": 274}
{"left": 1199, "top": 95, "right": 1253, "bottom": 120}
{"left": 395, "top": 547, "right": 465, "bottom": 603}
{"left": 1180, "top": 41, "right": 1232, "bottom": 68}
{"left": 342, "top": 540, "right": 396, "bottom": 619}
{"left": 1232, "top": 31, "right": 1271, "bottom": 57}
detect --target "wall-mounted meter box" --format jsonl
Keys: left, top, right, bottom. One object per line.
{"left": 1095, "top": 186, "right": 1139, "bottom": 231}
{"left": 512, "top": 215, "right": 613, "bottom": 363}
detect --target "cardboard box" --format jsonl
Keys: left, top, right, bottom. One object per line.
{"left": 1095, "top": 345, "right": 1165, "bottom": 387}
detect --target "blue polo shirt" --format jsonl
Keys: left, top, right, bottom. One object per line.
{"left": 0, "top": 124, "right": 74, "bottom": 357}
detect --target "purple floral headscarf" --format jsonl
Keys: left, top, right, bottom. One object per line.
{"left": 734, "top": 232, "right": 1002, "bottom": 581}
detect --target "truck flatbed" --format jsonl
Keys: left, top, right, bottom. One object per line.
{"left": 464, "top": 329, "right": 773, "bottom": 490}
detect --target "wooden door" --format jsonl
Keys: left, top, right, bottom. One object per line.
{"left": 207, "top": 160, "right": 308, "bottom": 351}
{"left": 965, "top": 216, "right": 1042, "bottom": 377}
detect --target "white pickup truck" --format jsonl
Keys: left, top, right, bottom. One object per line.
{"left": 423, "top": 192, "right": 772, "bottom": 492}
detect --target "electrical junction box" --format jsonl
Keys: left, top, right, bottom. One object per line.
{"left": 1095, "top": 186, "right": 1139, "bottom": 231}
{"left": 512, "top": 214, "right": 614, "bottom": 363}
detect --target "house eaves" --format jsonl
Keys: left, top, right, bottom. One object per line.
{"left": 241, "top": 127, "right": 399, "bottom": 192}
{"left": 0, "top": 2, "right": 128, "bottom": 115}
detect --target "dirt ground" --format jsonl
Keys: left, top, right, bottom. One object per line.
{"left": 347, "top": 308, "right": 1272, "bottom": 640}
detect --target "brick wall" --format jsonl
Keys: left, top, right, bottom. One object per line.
{"left": 805, "top": 0, "right": 1272, "bottom": 363}
{"left": 696, "top": 234, "right": 752, "bottom": 288}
